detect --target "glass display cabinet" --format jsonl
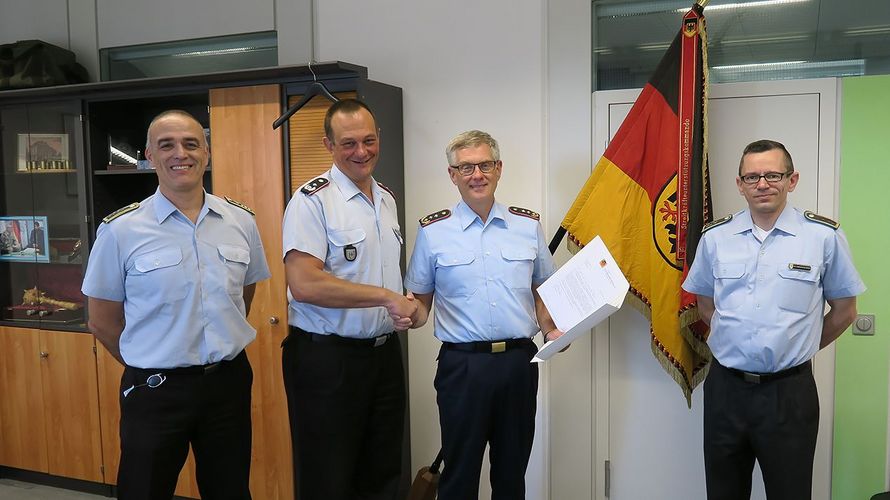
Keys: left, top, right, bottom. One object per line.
{"left": 0, "top": 101, "right": 88, "bottom": 330}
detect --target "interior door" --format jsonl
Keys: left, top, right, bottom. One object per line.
{"left": 593, "top": 79, "right": 839, "bottom": 500}
{"left": 209, "top": 84, "right": 293, "bottom": 500}
{"left": 39, "top": 330, "right": 104, "bottom": 482}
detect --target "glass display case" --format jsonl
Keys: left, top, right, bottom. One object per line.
{"left": 0, "top": 101, "right": 88, "bottom": 330}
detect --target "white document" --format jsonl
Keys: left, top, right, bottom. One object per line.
{"left": 532, "top": 235, "right": 629, "bottom": 362}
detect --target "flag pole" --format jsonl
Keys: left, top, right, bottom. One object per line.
{"left": 549, "top": 0, "right": 708, "bottom": 257}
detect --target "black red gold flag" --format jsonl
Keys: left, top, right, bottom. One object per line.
{"left": 558, "top": 2, "right": 712, "bottom": 404}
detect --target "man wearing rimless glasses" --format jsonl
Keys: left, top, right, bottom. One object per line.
{"left": 404, "top": 130, "right": 562, "bottom": 499}
{"left": 683, "top": 139, "right": 865, "bottom": 499}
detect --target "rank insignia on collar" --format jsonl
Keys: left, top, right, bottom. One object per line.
{"left": 702, "top": 214, "right": 733, "bottom": 233}
{"left": 225, "top": 196, "right": 255, "bottom": 215}
{"left": 509, "top": 206, "right": 540, "bottom": 220}
{"left": 102, "top": 202, "right": 140, "bottom": 224}
{"left": 804, "top": 211, "right": 839, "bottom": 229}
{"left": 301, "top": 177, "right": 329, "bottom": 196}
{"left": 377, "top": 181, "right": 396, "bottom": 199}
{"left": 420, "top": 209, "right": 451, "bottom": 227}
{"left": 344, "top": 244, "right": 357, "bottom": 262}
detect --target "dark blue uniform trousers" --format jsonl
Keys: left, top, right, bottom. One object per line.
{"left": 704, "top": 360, "right": 819, "bottom": 500}
{"left": 435, "top": 340, "right": 539, "bottom": 500}
{"left": 117, "top": 351, "right": 253, "bottom": 500}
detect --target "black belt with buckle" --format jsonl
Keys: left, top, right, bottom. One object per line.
{"left": 442, "top": 338, "right": 534, "bottom": 354}
{"left": 128, "top": 350, "right": 244, "bottom": 378}
{"left": 290, "top": 326, "right": 393, "bottom": 348}
{"left": 722, "top": 360, "right": 812, "bottom": 384}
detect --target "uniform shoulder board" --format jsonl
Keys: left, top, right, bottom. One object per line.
{"left": 419, "top": 209, "right": 451, "bottom": 228}
{"left": 702, "top": 214, "right": 732, "bottom": 233}
{"left": 377, "top": 181, "right": 396, "bottom": 199}
{"left": 225, "top": 196, "right": 255, "bottom": 215}
{"left": 804, "top": 210, "right": 839, "bottom": 230}
{"left": 300, "top": 177, "right": 329, "bottom": 196}
{"left": 509, "top": 206, "right": 540, "bottom": 221}
{"left": 102, "top": 202, "right": 139, "bottom": 224}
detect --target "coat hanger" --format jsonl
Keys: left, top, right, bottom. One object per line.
{"left": 273, "top": 61, "right": 339, "bottom": 129}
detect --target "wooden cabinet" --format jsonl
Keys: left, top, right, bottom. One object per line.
{"left": 0, "top": 326, "right": 48, "bottom": 472}
{"left": 0, "top": 327, "right": 102, "bottom": 482}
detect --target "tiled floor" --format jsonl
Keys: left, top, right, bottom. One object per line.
{"left": 0, "top": 479, "right": 108, "bottom": 500}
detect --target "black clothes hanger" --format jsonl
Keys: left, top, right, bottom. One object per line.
{"left": 273, "top": 62, "right": 339, "bottom": 129}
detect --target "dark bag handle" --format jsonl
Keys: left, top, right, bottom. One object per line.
{"left": 429, "top": 448, "right": 444, "bottom": 474}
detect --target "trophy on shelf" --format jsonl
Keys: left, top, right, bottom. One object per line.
{"left": 5, "top": 286, "right": 84, "bottom": 323}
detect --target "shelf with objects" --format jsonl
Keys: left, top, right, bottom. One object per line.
{"left": 0, "top": 100, "right": 88, "bottom": 331}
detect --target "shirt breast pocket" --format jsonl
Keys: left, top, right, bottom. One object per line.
{"left": 218, "top": 244, "right": 250, "bottom": 294}
{"left": 131, "top": 247, "right": 188, "bottom": 303}
{"left": 327, "top": 228, "right": 366, "bottom": 278}
{"left": 436, "top": 252, "right": 476, "bottom": 297}
{"left": 777, "top": 265, "right": 821, "bottom": 313}
{"left": 501, "top": 248, "right": 536, "bottom": 289}
{"left": 713, "top": 261, "right": 746, "bottom": 311}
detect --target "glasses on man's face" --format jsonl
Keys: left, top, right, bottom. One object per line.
{"left": 739, "top": 171, "right": 791, "bottom": 185}
{"left": 449, "top": 160, "right": 498, "bottom": 176}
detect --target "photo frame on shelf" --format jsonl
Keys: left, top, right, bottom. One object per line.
{"left": 17, "top": 133, "right": 71, "bottom": 172}
{"left": 0, "top": 216, "right": 50, "bottom": 263}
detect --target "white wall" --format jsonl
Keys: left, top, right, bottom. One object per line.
{"left": 0, "top": 0, "right": 98, "bottom": 79}
{"left": 0, "top": 0, "right": 69, "bottom": 49}
{"left": 96, "top": 0, "right": 275, "bottom": 49}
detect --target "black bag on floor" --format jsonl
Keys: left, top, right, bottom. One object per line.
{"left": 0, "top": 39, "right": 89, "bottom": 90}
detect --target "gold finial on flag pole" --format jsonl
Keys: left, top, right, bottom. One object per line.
{"left": 696, "top": 0, "right": 710, "bottom": 7}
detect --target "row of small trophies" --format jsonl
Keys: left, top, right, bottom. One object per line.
{"left": 19, "top": 159, "right": 72, "bottom": 171}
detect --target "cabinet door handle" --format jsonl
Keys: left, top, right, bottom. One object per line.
{"left": 39, "top": 351, "right": 49, "bottom": 359}
{"left": 269, "top": 316, "right": 280, "bottom": 325}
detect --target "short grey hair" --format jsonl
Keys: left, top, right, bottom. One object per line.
{"left": 445, "top": 130, "right": 500, "bottom": 166}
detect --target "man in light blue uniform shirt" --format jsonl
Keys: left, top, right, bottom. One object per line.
{"left": 405, "top": 130, "right": 562, "bottom": 500}
{"left": 82, "top": 110, "right": 270, "bottom": 500}
{"left": 683, "top": 139, "right": 865, "bottom": 500}
{"left": 282, "top": 99, "right": 415, "bottom": 500}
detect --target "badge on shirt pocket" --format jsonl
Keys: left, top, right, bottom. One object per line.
{"left": 344, "top": 244, "right": 357, "bottom": 262}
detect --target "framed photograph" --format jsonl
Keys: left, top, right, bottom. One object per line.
{"left": 0, "top": 216, "right": 50, "bottom": 263}
{"left": 17, "top": 133, "right": 70, "bottom": 171}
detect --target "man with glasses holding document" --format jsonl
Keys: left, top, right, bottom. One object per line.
{"left": 82, "top": 110, "right": 270, "bottom": 500}
{"left": 683, "top": 139, "right": 865, "bottom": 499}
{"left": 404, "top": 130, "right": 561, "bottom": 500}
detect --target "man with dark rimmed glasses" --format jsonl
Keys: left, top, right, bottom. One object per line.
{"left": 683, "top": 139, "right": 865, "bottom": 499}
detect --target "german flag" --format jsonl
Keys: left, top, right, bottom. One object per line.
{"left": 558, "top": 3, "right": 712, "bottom": 404}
